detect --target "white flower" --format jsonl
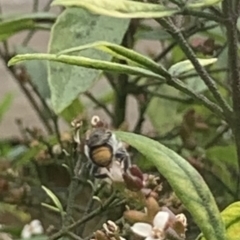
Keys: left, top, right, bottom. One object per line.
{"left": 21, "top": 219, "right": 44, "bottom": 239}
{"left": 131, "top": 211, "right": 170, "bottom": 240}
{"left": 99, "top": 160, "right": 124, "bottom": 183}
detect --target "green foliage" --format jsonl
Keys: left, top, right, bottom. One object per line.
{"left": 115, "top": 131, "right": 226, "bottom": 240}
{"left": 206, "top": 145, "right": 238, "bottom": 193}
{"left": 58, "top": 41, "right": 168, "bottom": 76}
{"left": 198, "top": 202, "right": 240, "bottom": 240}
{"left": 168, "top": 58, "right": 217, "bottom": 77}
{"left": 0, "top": 12, "right": 56, "bottom": 41}
{"left": 41, "top": 185, "right": 64, "bottom": 214}
{"left": 147, "top": 85, "right": 182, "bottom": 134}
{"left": 52, "top": 0, "right": 222, "bottom": 18}
{"left": 15, "top": 46, "right": 50, "bottom": 99}
{"left": 0, "top": 93, "right": 13, "bottom": 122}
{"left": 52, "top": 0, "right": 179, "bottom": 18}
{"left": 48, "top": 8, "right": 129, "bottom": 113}
{"left": 60, "top": 98, "right": 84, "bottom": 124}
{"left": 8, "top": 53, "right": 164, "bottom": 86}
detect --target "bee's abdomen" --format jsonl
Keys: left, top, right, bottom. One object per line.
{"left": 90, "top": 146, "right": 112, "bottom": 167}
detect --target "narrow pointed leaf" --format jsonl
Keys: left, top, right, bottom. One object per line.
{"left": 187, "top": 0, "right": 222, "bottom": 8}
{"left": 48, "top": 8, "right": 129, "bottom": 113}
{"left": 41, "top": 185, "right": 63, "bottom": 212}
{"left": 58, "top": 41, "right": 169, "bottom": 77}
{"left": 168, "top": 58, "right": 217, "bottom": 77}
{"left": 115, "top": 131, "right": 226, "bottom": 240}
{"left": 52, "top": 0, "right": 179, "bottom": 18}
{"left": 8, "top": 53, "right": 163, "bottom": 82}
{"left": 0, "top": 12, "right": 56, "bottom": 41}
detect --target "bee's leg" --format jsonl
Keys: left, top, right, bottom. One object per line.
{"left": 91, "top": 165, "right": 109, "bottom": 179}
{"left": 94, "top": 172, "right": 109, "bottom": 179}
{"left": 115, "top": 148, "right": 131, "bottom": 172}
{"left": 122, "top": 155, "right": 131, "bottom": 172}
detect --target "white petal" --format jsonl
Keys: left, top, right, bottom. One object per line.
{"left": 153, "top": 211, "right": 170, "bottom": 230}
{"left": 33, "top": 224, "right": 44, "bottom": 235}
{"left": 30, "top": 220, "right": 41, "bottom": 228}
{"left": 21, "top": 225, "right": 32, "bottom": 239}
{"left": 131, "top": 223, "right": 152, "bottom": 237}
{"left": 109, "top": 161, "right": 124, "bottom": 182}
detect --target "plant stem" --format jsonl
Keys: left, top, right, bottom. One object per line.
{"left": 156, "top": 18, "right": 233, "bottom": 122}
{"left": 168, "top": 78, "right": 224, "bottom": 118}
{"left": 113, "top": 73, "right": 128, "bottom": 128}
{"left": 222, "top": 0, "right": 240, "bottom": 199}
{"left": 144, "top": 89, "right": 193, "bottom": 104}
{"left": 50, "top": 193, "right": 116, "bottom": 240}
{"left": 178, "top": 9, "right": 224, "bottom": 23}
{"left": 154, "top": 22, "right": 218, "bottom": 62}
{"left": 11, "top": 71, "right": 53, "bottom": 134}
{"left": 84, "top": 91, "right": 114, "bottom": 119}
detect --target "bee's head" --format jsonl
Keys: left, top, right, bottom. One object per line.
{"left": 87, "top": 128, "right": 112, "bottom": 147}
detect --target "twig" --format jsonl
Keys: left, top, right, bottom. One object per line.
{"left": 167, "top": 78, "right": 224, "bottom": 118}
{"left": 180, "top": 68, "right": 229, "bottom": 80}
{"left": 222, "top": 0, "right": 240, "bottom": 199}
{"left": 22, "top": 0, "right": 52, "bottom": 46}
{"left": 133, "top": 93, "right": 151, "bottom": 133}
{"left": 156, "top": 18, "right": 233, "bottom": 122}
{"left": 143, "top": 89, "right": 193, "bottom": 104}
{"left": 154, "top": 22, "right": 218, "bottom": 62}
{"left": 178, "top": 9, "right": 225, "bottom": 23}
{"left": 104, "top": 73, "right": 119, "bottom": 92}
{"left": 84, "top": 91, "right": 114, "bottom": 119}
{"left": 66, "top": 232, "right": 83, "bottom": 240}
{"left": 3, "top": 66, "right": 54, "bottom": 134}
{"left": 49, "top": 192, "right": 116, "bottom": 240}
{"left": 28, "top": 79, "right": 63, "bottom": 147}
{"left": 204, "top": 125, "right": 229, "bottom": 149}
{"left": 63, "top": 177, "right": 80, "bottom": 226}
{"left": 77, "top": 182, "right": 106, "bottom": 235}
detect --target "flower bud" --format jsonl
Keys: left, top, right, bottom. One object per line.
{"left": 103, "top": 220, "right": 119, "bottom": 236}
{"left": 124, "top": 210, "right": 149, "bottom": 224}
{"left": 145, "top": 197, "right": 160, "bottom": 221}
{"left": 94, "top": 230, "right": 108, "bottom": 240}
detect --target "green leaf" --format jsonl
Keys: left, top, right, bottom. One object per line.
{"left": 206, "top": 145, "right": 238, "bottom": 193}
{"left": 41, "top": 185, "right": 64, "bottom": 212}
{"left": 48, "top": 8, "right": 129, "bottom": 113}
{"left": 115, "top": 131, "right": 226, "bottom": 240}
{"left": 134, "top": 26, "right": 171, "bottom": 41}
{"left": 52, "top": 0, "right": 179, "bottom": 18}
{"left": 168, "top": 58, "right": 217, "bottom": 77}
{"left": 0, "top": 93, "right": 13, "bottom": 121}
{"left": 0, "top": 12, "right": 56, "bottom": 41}
{"left": 15, "top": 46, "right": 50, "bottom": 99}
{"left": 58, "top": 41, "right": 168, "bottom": 77}
{"left": 187, "top": 0, "right": 222, "bottom": 8}
{"left": 8, "top": 53, "right": 164, "bottom": 91}
{"left": 221, "top": 202, "right": 240, "bottom": 240}
{"left": 198, "top": 202, "right": 240, "bottom": 240}
{"left": 60, "top": 98, "right": 85, "bottom": 124}
{"left": 41, "top": 203, "right": 65, "bottom": 214}
{"left": 147, "top": 85, "right": 182, "bottom": 134}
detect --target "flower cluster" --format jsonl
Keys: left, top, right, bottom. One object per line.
{"left": 125, "top": 197, "right": 187, "bottom": 240}
{"left": 71, "top": 116, "right": 187, "bottom": 240}
{"left": 21, "top": 219, "right": 44, "bottom": 239}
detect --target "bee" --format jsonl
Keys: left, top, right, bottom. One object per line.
{"left": 84, "top": 128, "right": 131, "bottom": 178}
